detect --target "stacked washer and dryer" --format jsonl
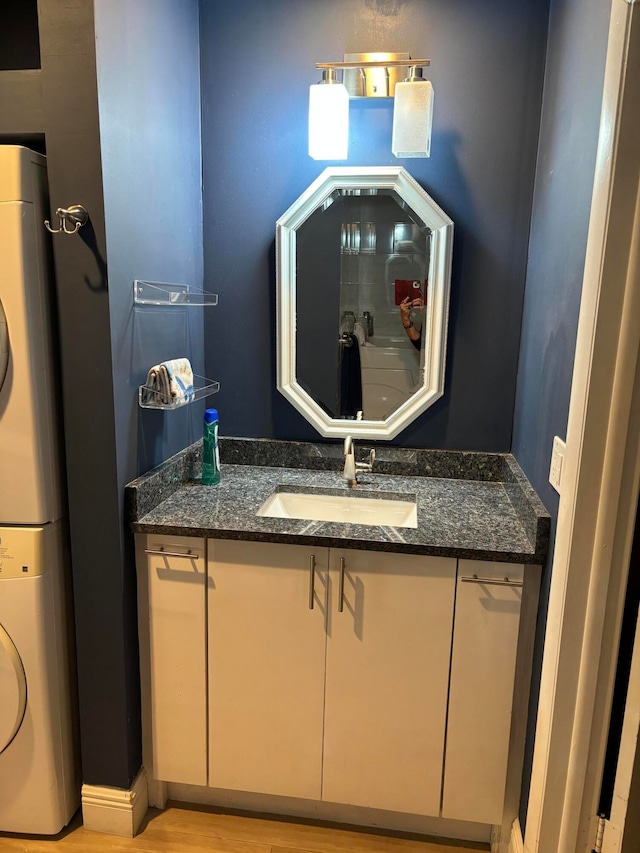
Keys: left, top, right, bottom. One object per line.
{"left": 0, "top": 146, "right": 79, "bottom": 834}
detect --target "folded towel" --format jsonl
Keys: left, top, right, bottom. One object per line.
{"left": 142, "top": 358, "right": 194, "bottom": 407}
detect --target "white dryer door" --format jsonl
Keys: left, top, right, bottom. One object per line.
{"left": 0, "top": 299, "right": 8, "bottom": 391}
{"left": 0, "top": 623, "right": 27, "bottom": 754}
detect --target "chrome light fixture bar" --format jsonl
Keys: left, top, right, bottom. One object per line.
{"left": 309, "top": 52, "right": 433, "bottom": 160}
{"left": 316, "top": 54, "right": 430, "bottom": 99}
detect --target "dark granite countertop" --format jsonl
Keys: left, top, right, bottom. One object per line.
{"left": 126, "top": 437, "right": 550, "bottom": 564}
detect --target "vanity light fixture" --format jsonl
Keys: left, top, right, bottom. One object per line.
{"left": 308, "top": 68, "right": 350, "bottom": 160}
{"left": 392, "top": 66, "right": 434, "bottom": 158}
{"left": 309, "top": 54, "right": 432, "bottom": 161}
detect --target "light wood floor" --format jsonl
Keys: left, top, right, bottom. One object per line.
{"left": 0, "top": 803, "right": 490, "bottom": 852}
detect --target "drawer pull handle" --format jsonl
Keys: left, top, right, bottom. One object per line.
{"left": 338, "top": 557, "right": 346, "bottom": 612}
{"left": 145, "top": 548, "right": 199, "bottom": 560}
{"left": 461, "top": 574, "right": 523, "bottom": 588}
{"left": 309, "top": 555, "right": 316, "bottom": 610}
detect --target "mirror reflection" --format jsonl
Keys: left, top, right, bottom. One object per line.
{"left": 296, "top": 190, "right": 431, "bottom": 421}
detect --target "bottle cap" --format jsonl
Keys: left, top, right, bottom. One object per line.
{"left": 204, "top": 408, "right": 218, "bottom": 424}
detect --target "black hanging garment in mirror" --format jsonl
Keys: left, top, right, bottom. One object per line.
{"left": 338, "top": 334, "right": 363, "bottom": 418}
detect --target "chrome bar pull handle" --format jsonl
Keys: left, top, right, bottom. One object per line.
{"left": 308, "top": 554, "right": 316, "bottom": 610}
{"left": 338, "top": 557, "right": 346, "bottom": 613}
{"left": 460, "top": 574, "right": 523, "bottom": 588}
{"left": 144, "top": 548, "right": 199, "bottom": 560}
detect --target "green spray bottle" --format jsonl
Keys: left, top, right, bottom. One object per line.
{"left": 202, "top": 408, "right": 220, "bottom": 485}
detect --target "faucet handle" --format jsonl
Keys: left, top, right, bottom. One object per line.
{"left": 356, "top": 448, "right": 375, "bottom": 473}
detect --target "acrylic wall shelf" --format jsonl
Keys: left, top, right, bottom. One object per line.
{"left": 133, "top": 280, "right": 219, "bottom": 307}
{"left": 138, "top": 375, "right": 220, "bottom": 410}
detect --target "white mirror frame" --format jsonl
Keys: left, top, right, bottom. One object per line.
{"left": 276, "top": 166, "right": 453, "bottom": 440}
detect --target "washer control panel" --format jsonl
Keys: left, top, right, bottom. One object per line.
{"left": 0, "top": 526, "right": 52, "bottom": 579}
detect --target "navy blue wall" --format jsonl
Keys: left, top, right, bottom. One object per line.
{"left": 87, "top": 0, "right": 203, "bottom": 786}
{"left": 199, "top": 0, "right": 549, "bottom": 451}
{"left": 95, "top": 0, "right": 205, "bottom": 489}
{"left": 511, "top": 0, "right": 610, "bottom": 826}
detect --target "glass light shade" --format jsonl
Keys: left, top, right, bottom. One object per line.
{"left": 392, "top": 80, "right": 434, "bottom": 158}
{"left": 308, "top": 82, "right": 349, "bottom": 160}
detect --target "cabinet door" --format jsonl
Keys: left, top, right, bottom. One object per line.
{"left": 208, "top": 540, "right": 328, "bottom": 799}
{"left": 322, "top": 549, "right": 456, "bottom": 816}
{"left": 442, "top": 560, "right": 524, "bottom": 825}
{"left": 141, "top": 534, "right": 207, "bottom": 785}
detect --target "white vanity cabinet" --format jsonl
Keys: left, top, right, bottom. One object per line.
{"left": 207, "top": 540, "right": 327, "bottom": 800}
{"left": 136, "top": 532, "right": 533, "bottom": 834}
{"left": 322, "top": 547, "right": 456, "bottom": 815}
{"left": 207, "top": 540, "right": 456, "bottom": 815}
{"left": 136, "top": 534, "right": 208, "bottom": 786}
{"left": 442, "top": 560, "right": 525, "bottom": 825}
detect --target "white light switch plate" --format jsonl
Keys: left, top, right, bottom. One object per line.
{"left": 549, "top": 436, "right": 566, "bottom": 493}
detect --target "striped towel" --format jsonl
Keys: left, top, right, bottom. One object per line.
{"left": 142, "top": 358, "right": 194, "bottom": 407}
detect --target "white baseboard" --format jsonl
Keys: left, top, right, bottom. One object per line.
{"left": 81, "top": 766, "right": 148, "bottom": 837}
{"left": 509, "top": 818, "right": 524, "bottom": 853}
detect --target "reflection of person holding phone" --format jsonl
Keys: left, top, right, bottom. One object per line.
{"left": 400, "top": 295, "right": 423, "bottom": 350}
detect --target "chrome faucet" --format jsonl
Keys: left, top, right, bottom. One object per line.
{"left": 343, "top": 436, "right": 375, "bottom": 488}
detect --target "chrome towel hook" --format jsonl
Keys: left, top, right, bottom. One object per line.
{"left": 44, "top": 204, "right": 88, "bottom": 235}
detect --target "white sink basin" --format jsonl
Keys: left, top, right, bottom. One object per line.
{"left": 257, "top": 490, "right": 418, "bottom": 528}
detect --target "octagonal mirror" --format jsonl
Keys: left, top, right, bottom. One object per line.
{"left": 276, "top": 167, "right": 453, "bottom": 439}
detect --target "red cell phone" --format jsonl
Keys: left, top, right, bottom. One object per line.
{"left": 395, "top": 279, "right": 427, "bottom": 306}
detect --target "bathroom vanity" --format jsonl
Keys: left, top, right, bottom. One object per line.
{"left": 127, "top": 437, "right": 549, "bottom": 851}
